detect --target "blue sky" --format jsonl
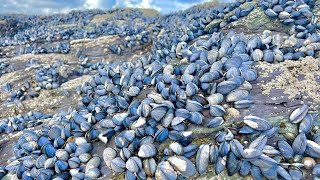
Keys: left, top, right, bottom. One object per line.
{"left": 0, "top": 0, "right": 233, "bottom": 15}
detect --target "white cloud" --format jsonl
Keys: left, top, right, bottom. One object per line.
{"left": 41, "top": 8, "right": 52, "bottom": 14}
{"left": 60, "top": 8, "right": 73, "bottom": 14}
{"left": 140, "top": 0, "right": 162, "bottom": 11}
{"left": 172, "top": 0, "right": 215, "bottom": 11}
{"left": 10, "top": 0, "right": 18, "bottom": 5}
{"left": 113, "top": 0, "right": 217, "bottom": 14}
{"left": 0, "top": 0, "right": 221, "bottom": 15}
{"left": 172, "top": 1, "right": 196, "bottom": 10}
{"left": 113, "top": 0, "right": 161, "bottom": 12}
{"left": 84, "top": 0, "right": 101, "bottom": 9}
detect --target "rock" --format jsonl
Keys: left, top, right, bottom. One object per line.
{"left": 205, "top": 19, "right": 223, "bottom": 32}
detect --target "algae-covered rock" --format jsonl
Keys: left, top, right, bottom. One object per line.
{"left": 228, "top": 7, "right": 289, "bottom": 33}
{"left": 205, "top": 19, "right": 223, "bottom": 32}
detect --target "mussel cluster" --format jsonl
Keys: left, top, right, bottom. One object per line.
{"left": 158, "top": 110, "right": 320, "bottom": 179}
{"left": 4, "top": 60, "right": 76, "bottom": 103}
{"left": 0, "top": 59, "right": 13, "bottom": 77}
{"left": 0, "top": 10, "right": 101, "bottom": 46}
{"left": 227, "top": 4, "right": 255, "bottom": 23}
{"left": 9, "top": 80, "right": 40, "bottom": 102}
{"left": 2, "top": 31, "right": 315, "bottom": 180}
{"left": 1, "top": 0, "right": 320, "bottom": 179}
{"left": 124, "top": 31, "right": 149, "bottom": 49}
{"left": 109, "top": 44, "right": 123, "bottom": 55}
{"left": 23, "top": 42, "right": 70, "bottom": 55}
{"left": 75, "top": 50, "right": 97, "bottom": 75}
{"left": 35, "top": 61, "right": 69, "bottom": 90}
{"left": 2, "top": 101, "right": 319, "bottom": 180}
{"left": 0, "top": 9, "right": 154, "bottom": 56}
{"left": 150, "top": 0, "right": 253, "bottom": 62}
{"left": 189, "top": 107, "right": 320, "bottom": 180}
{"left": 0, "top": 111, "right": 52, "bottom": 134}
{"left": 249, "top": 29, "right": 318, "bottom": 62}
{"left": 108, "top": 31, "right": 150, "bottom": 55}
{"left": 260, "top": 0, "right": 318, "bottom": 38}
{"left": 76, "top": 60, "right": 106, "bottom": 76}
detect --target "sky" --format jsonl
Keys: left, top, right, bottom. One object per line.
{"left": 0, "top": 0, "right": 234, "bottom": 15}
